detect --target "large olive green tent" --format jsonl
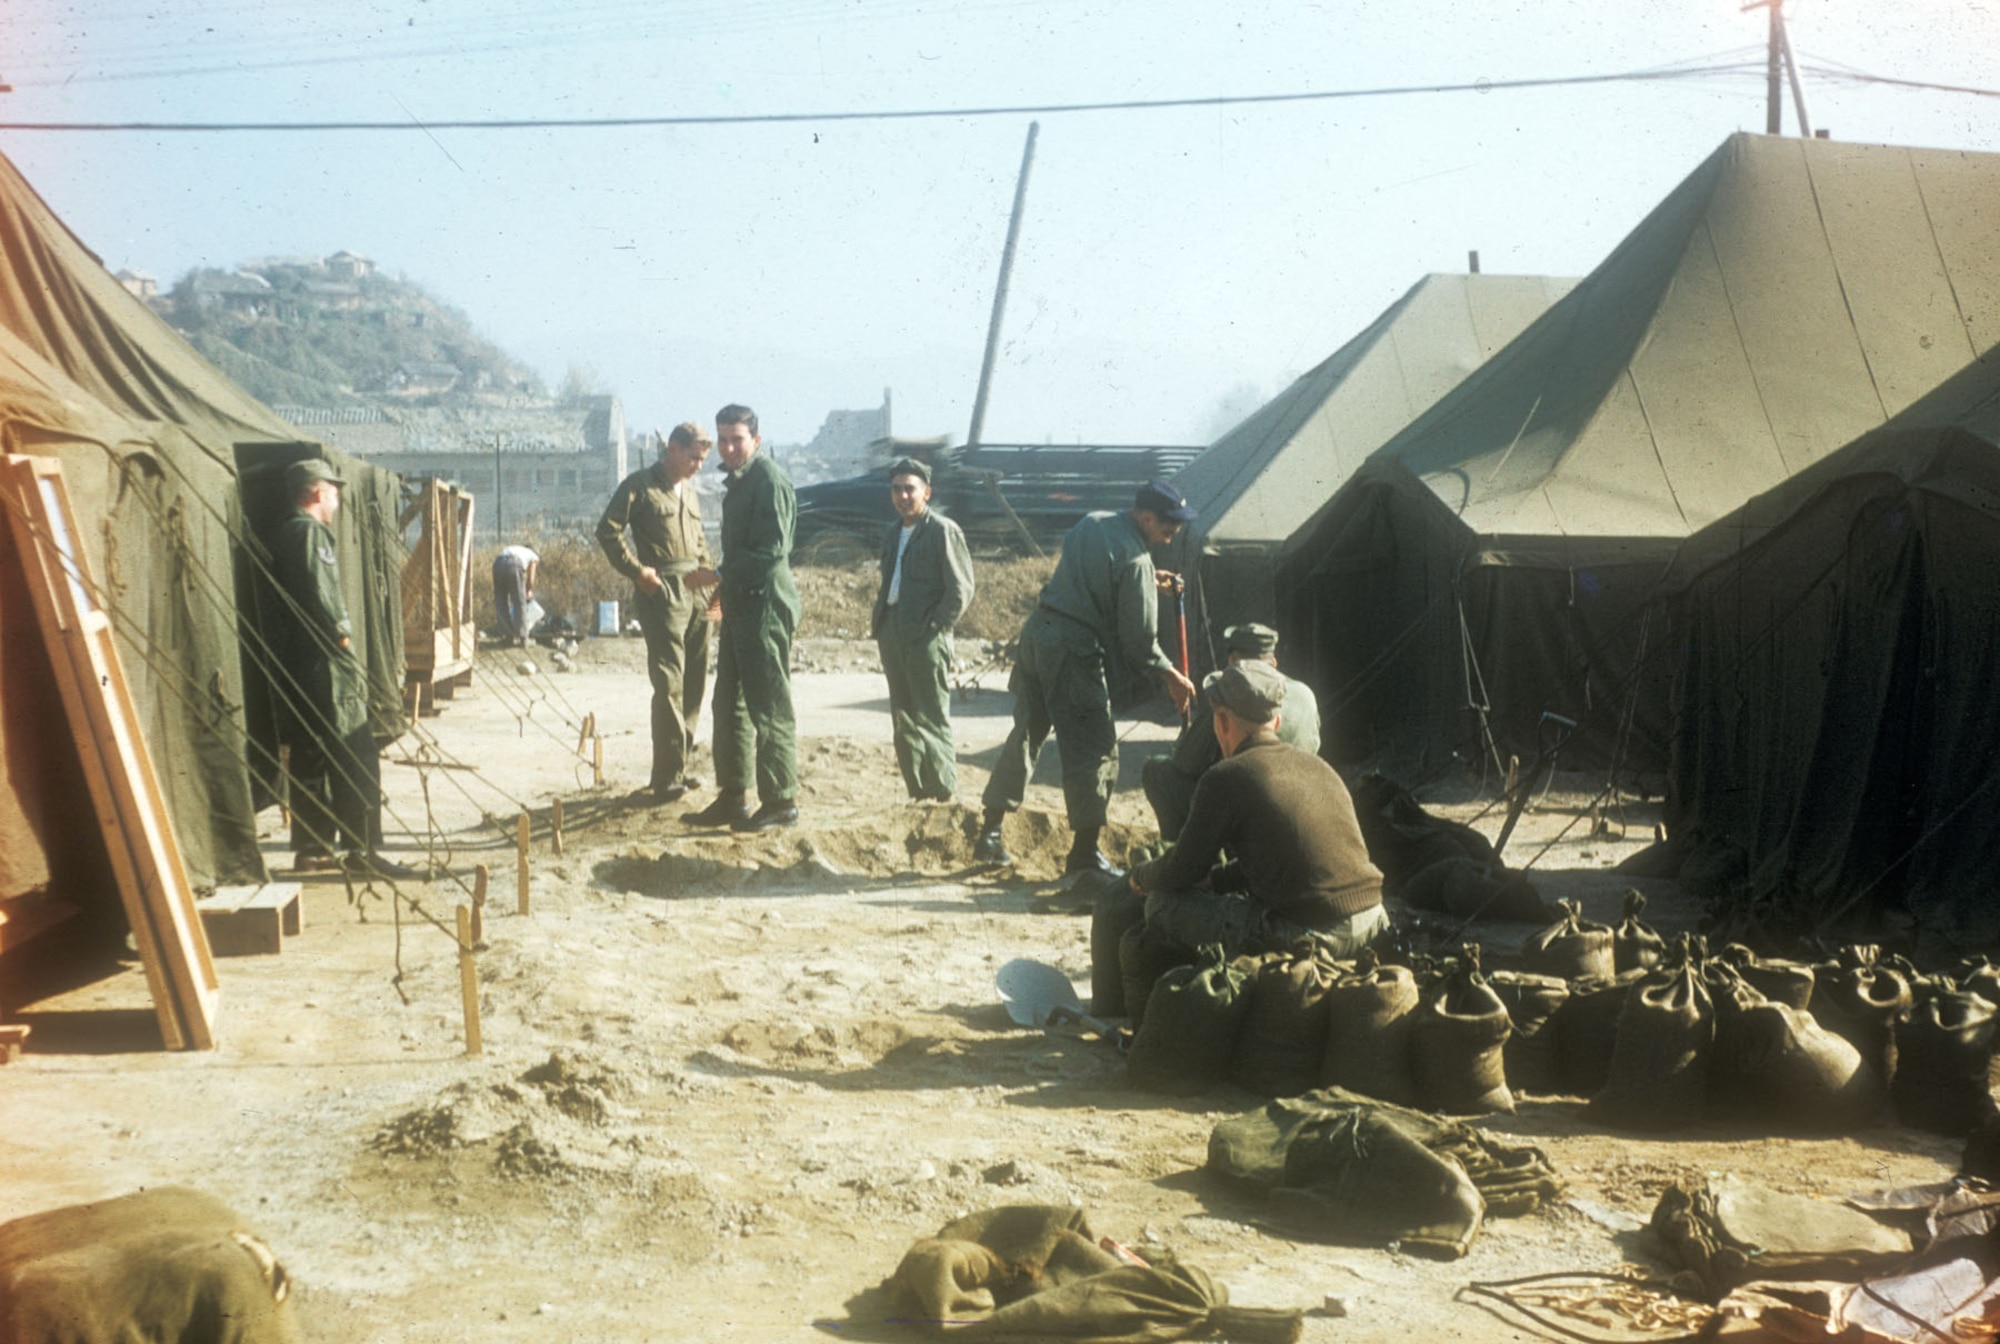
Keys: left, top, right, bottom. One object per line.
{"left": 1276, "top": 132, "right": 2000, "bottom": 779}
{"left": 0, "top": 147, "right": 405, "bottom": 905}
{"left": 1169, "top": 272, "right": 1573, "bottom": 662}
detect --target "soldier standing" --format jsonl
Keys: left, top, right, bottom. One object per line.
{"left": 595, "top": 423, "right": 719, "bottom": 803}
{"left": 683, "top": 404, "right": 801, "bottom": 832}
{"left": 975, "top": 481, "right": 1198, "bottom": 875}
{"left": 871, "top": 457, "right": 975, "bottom": 801}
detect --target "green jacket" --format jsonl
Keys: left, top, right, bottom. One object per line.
{"left": 871, "top": 508, "right": 975, "bottom": 640}
{"left": 270, "top": 510, "right": 367, "bottom": 738}
{"left": 719, "top": 452, "right": 797, "bottom": 613}
{"left": 1169, "top": 673, "right": 1322, "bottom": 777}
{"left": 595, "top": 463, "right": 712, "bottom": 581}
{"left": 1034, "top": 511, "right": 1174, "bottom": 689}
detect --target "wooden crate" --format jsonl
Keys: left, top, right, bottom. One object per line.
{"left": 196, "top": 883, "right": 303, "bottom": 957}
{"left": 400, "top": 480, "right": 478, "bottom": 715}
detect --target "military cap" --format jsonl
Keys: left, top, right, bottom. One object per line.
{"left": 1204, "top": 660, "right": 1287, "bottom": 723}
{"left": 1134, "top": 479, "right": 1196, "bottom": 522}
{"left": 1222, "top": 622, "right": 1280, "bottom": 658}
{"left": 286, "top": 458, "right": 344, "bottom": 493}
{"left": 888, "top": 456, "right": 931, "bottom": 484}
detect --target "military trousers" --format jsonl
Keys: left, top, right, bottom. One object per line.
{"left": 634, "top": 577, "right": 711, "bottom": 792}
{"left": 713, "top": 595, "right": 798, "bottom": 805}
{"left": 878, "top": 624, "right": 956, "bottom": 799}
{"left": 1144, "top": 889, "right": 1389, "bottom": 960}
{"left": 1140, "top": 756, "right": 1199, "bottom": 842}
{"left": 980, "top": 613, "right": 1118, "bottom": 830}
{"left": 288, "top": 720, "right": 381, "bottom": 857}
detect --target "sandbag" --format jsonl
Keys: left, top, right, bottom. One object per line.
{"left": 1228, "top": 947, "right": 1340, "bottom": 1098}
{"left": 1206, "top": 1086, "right": 1562, "bottom": 1260}
{"left": 1707, "top": 965, "right": 1881, "bottom": 1132}
{"left": 1319, "top": 956, "right": 1421, "bottom": 1106}
{"left": 1091, "top": 881, "right": 1146, "bottom": 1017}
{"left": 1126, "top": 945, "right": 1252, "bottom": 1095}
{"left": 1119, "top": 922, "right": 1191, "bottom": 1032}
{"left": 1809, "top": 946, "right": 1912, "bottom": 1090}
{"left": 1550, "top": 969, "right": 1646, "bottom": 1096}
{"left": 1592, "top": 948, "right": 1714, "bottom": 1130}
{"left": 1648, "top": 1176, "right": 1911, "bottom": 1302}
{"left": 1523, "top": 898, "right": 1614, "bottom": 981}
{"left": 1350, "top": 773, "right": 1501, "bottom": 885}
{"left": 0, "top": 1186, "right": 299, "bottom": 1344}
{"left": 1892, "top": 985, "right": 1998, "bottom": 1137}
{"left": 1489, "top": 971, "right": 1569, "bottom": 1096}
{"left": 1412, "top": 947, "right": 1513, "bottom": 1115}
{"left": 1956, "top": 957, "right": 2000, "bottom": 1012}
{"left": 1717, "top": 944, "right": 1816, "bottom": 1010}
{"left": 1612, "top": 889, "right": 1666, "bottom": 973}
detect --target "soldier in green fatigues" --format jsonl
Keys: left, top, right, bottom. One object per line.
{"left": 683, "top": 404, "right": 801, "bottom": 833}
{"left": 976, "top": 481, "right": 1199, "bottom": 876}
{"left": 596, "top": 422, "right": 718, "bottom": 803}
{"left": 269, "top": 459, "right": 421, "bottom": 880}
{"left": 871, "top": 457, "right": 975, "bottom": 801}
{"left": 1141, "top": 622, "right": 1322, "bottom": 841}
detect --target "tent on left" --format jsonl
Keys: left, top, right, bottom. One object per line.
{"left": 0, "top": 147, "right": 407, "bottom": 929}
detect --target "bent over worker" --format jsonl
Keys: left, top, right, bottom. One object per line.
{"left": 1128, "top": 660, "right": 1387, "bottom": 958}
{"left": 975, "top": 481, "right": 1197, "bottom": 876}
{"left": 596, "top": 423, "right": 717, "bottom": 803}
{"left": 872, "top": 456, "right": 975, "bottom": 801}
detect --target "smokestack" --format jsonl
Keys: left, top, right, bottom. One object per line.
{"left": 1468, "top": 250, "right": 1481, "bottom": 274}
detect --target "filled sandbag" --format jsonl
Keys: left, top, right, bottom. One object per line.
{"left": 1707, "top": 965, "right": 1881, "bottom": 1132}
{"left": 1523, "top": 898, "right": 1614, "bottom": 981}
{"left": 1612, "top": 889, "right": 1666, "bottom": 973}
{"left": 1411, "top": 946, "right": 1513, "bottom": 1115}
{"left": 1809, "top": 946, "right": 1912, "bottom": 1089}
{"left": 0, "top": 1186, "right": 299, "bottom": 1344}
{"left": 1319, "top": 955, "right": 1421, "bottom": 1106}
{"left": 1591, "top": 945, "right": 1715, "bottom": 1131}
{"left": 1126, "top": 945, "right": 1252, "bottom": 1095}
{"left": 1228, "top": 947, "right": 1340, "bottom": 1098}
{"left": 1118, "top": 921, "right": 1191, "bottom": 1031}
{"left": 1718, "top": 944, "right": 1816, "bottom": 1010}
{"left": 1489, "top": 971, "right": 1569, "bottom": 1096}
{"left": 1551, "top": 968, "right": 1646, "bottom": 1096}
{"left": 1892, "top": 985, "right": 1998, "bottom": 1137}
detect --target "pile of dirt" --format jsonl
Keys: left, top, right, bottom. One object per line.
{"left": 790, "top": 553, "right": 1056, "bottom": 643}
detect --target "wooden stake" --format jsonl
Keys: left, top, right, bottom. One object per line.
{"left": 592, "top": 735, "right": 604, "bottom": 787}
{"left": 516, "top": 812, "right": 531, "bottom": 916}
{"left": 551, "top": 798, "right": 564, "bottom": 856}
{"left": 576, "top": 718, "right": 589, "bottom": 757}
{"left": 470, "top": 864, "right": 488, "bottom": 944}
{"left": 457, "top": 905, "right": 482, "bottom": 1056}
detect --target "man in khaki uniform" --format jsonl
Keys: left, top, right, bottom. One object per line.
{"left": 871, "top": 457, "right": 975, "bottom": 801}
{"left": 596, "top": 423, "right": 718, "bottom": 802}
{"left": 1141, "top": 621, "right": 1321, "bottom": 841}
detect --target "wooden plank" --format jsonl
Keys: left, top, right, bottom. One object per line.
{"left": 1, "top": 456, "right": 220, "bottom": 1049}
{"left": 0, "top": 1024, "right": 29, "bottom": 1062}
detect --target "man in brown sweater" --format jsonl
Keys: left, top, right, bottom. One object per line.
{"left": 1127, "top": 660, "right": 1389, "bottom": 957}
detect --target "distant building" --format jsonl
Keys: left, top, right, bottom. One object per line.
{"left": 326, "top": 250, "right": 375, "bottom": 282}
{"left": 186, "top": 268, "right": 273, "bottom": 316}
{"left": 785, "top": 388, "right": 894, "bottom": 486}
{"left": 114, "top": 269, "right": 157, "bottom": 301}
{"left": 275, "top": 394, "right": 629, "bottom": 527}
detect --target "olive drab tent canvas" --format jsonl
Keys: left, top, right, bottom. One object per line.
{"left": 1275, "top": 132, "right": 2000, "bottom": 781}
{"left": 1167, "top": 272, "right": 1574, "bottom": 665}
{"left": 0, "top": 146, "right": 406, "bottom": 909}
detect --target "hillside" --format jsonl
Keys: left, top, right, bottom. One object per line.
{"left": 153, "top": 254, "right": 546, "bottom": 408}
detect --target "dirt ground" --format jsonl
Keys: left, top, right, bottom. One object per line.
{"left": 0, "top": 631, "right": 1961, "bottom": 1343}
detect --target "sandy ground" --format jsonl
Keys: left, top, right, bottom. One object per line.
{"left": 0, "top": 633, "right": 1961, "bottom": 1343}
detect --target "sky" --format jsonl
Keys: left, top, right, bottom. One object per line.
{"left": 2, "top": 0, "right": 1996, "bottom": 448}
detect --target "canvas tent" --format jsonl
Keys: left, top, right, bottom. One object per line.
{"left": 1275, "top": 132, "right": 2000, "bottom": 780}
{"left": 0, "top": 147, "right": 405, "bottom": 910}
{"left": 1170, "top": 272, "right": 1574, "bottom": 662}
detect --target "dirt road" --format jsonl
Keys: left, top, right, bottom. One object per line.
{"left": 0, "top": 635, "right": 1958, "bottom": 1342}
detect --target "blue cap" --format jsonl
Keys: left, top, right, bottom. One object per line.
{"left": 1135, "top": 479, "right": 1196, "bottom": 523}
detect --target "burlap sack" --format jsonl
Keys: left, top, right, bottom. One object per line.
{"left": 1591, "top": 952, "right": 1715, "bottom": 1130}
{"left": 1708, "top": 964, "right": 1882, "bottom": 1132}
{"left": 1718, "top": 943, "right": 1816, "bottom": 1010}
{"left": 1490, "top": 971, "right": 1569, "bottom": 1096}
{"left": 1228, "top": 947, "right": 1340, "bottom": 1098}
{"left": 1118, "top": 921, "right": 1191, "bottom": 1032}
{"left": 1319, "top": 956, "right": 1421, "bottom": 1106}
{"left": 1892, "top": 985, "right": 1998, "bottom": 1136}
{"left": 1524, "top": 898, "right": 1614, "bottom": 981}
{"left": 1126, "top": 945, "right": 1252, "bottom": 1095}
{"left": 1809, "top": 946, "right": 1912, "bottom": 1090}
{"left": 1412, "top": 947, "right": 1514, "bottom": 1115}
{"left": 1612, "top": 889, "right": 1666, "bottom": 973}
{"left": 1551, "top": 969, "right": 1646, "bottom": 1096}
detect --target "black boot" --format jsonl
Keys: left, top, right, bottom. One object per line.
{"left": 973, "top": 809, "right": 1012, "bottom": 865}
{"left": 1066, "top": 827, "right": 1124, "bottom": 878}
{"left": 683, "top": 789, "right": 752, "bottom": 828}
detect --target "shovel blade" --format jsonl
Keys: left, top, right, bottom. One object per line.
{"left": 996, "top": 958, "right": 1085, "bottom": 1029}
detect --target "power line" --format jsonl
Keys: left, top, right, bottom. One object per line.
{"left": 0, "top": 62, "right": 1768, "bottom": 133}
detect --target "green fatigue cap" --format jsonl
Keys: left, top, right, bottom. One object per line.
{"left": 889, "top": 456, "right": 931, "bottom": 484}
{"left": 1204, "top": 660, "right": 1288, "bottom": 724}
{"left": 286, "top": 458, "right": 344, "bottom": 493}
{"left": 1222, "top": 622, "right": 1280, "bottom": 658}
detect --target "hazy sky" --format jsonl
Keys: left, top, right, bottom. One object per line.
{"left": 4, "top": 0, "right": 1996, "bottom": 447}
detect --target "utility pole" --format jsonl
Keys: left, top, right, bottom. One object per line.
{"left": 966, "top": 121, "right": 1039, "bottom": 449}
{"left": 493, "top": 434, "right": 503, "bottom": 541}
{"left": 1743, "top": 0, "right": 1811, "bottom": 135}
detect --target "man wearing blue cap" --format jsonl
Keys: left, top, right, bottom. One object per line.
{"left": 976, "top": 480, "right": 1198, "bottom": 875}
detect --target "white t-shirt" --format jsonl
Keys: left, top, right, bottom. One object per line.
{"left": 887, "top": 524, "right": 916, "bottom": 605}
{"left": 499, "top": 544, "right": 539, "bottom": 568}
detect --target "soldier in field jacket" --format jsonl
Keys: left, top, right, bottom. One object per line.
{"left": 869, "top": 457, "right": 975, "bottom": 801}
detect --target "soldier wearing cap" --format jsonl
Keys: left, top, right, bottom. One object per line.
{"left": 269, "top": 458, "right": 419, "bottom": 879}
{"left": 1124, "top": 660, "right": 1386, "bottom": 958}
{"left": 871, "top": 456, "right": 976, "bottom": 801}
{"left": 1140, "top": 621, "right": 1321, "bottom": 841}
{"left": 975, "top": 480, "right": 1199, "bottom": 875}
{"left": 596, "top": 422, "right": 719, "bottom": 803}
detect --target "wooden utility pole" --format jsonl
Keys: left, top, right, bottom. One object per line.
{"left": 493, "top": 433, "right": 504, "bottom": 540}
{"left": 966, "top": 121, "right": 1039, "bottom": 450}
{"left": 1765, "top": 0, "right": 1783, "bottom": 134}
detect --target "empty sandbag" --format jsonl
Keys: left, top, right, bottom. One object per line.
{"left": 1524, "top": 898, "right": 1614, "bottom": 981}
{"left": 1490, "top": 971, "right": 1569, "bottom": 1096}
{"left": 1612, "top": 889, "right": 1666, "bottom": 973}
{"left": 1229, "top": 947, "right": 1341, "bottom": 1098}
{"left": 1319, "top": 955, "right": 1421, "bottom": 1106}
{"left": 1592, "top": 944, "right": 1715, "bottom": 1130}
{"left": 1412, "top": 946, "right": 1514, "bottom": 1115}
{"left": 1127, "top": 945, "right": 1253, "bottom": 1094}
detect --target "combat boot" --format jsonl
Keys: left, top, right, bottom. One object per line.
{"left": 973, "top": 810, "right": 1013, "bottom": 866}
{"left": 683, "top": 789, "right": 751, "bottom": 828}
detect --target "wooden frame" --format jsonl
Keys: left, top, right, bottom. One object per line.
{"left": 0, "top": 455, "right": 220, "bottom": 1050}
{"left": 400, "top": 479, "right": 477, "bottom": 715}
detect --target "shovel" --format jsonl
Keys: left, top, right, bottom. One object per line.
{"left": 995, "top": 958, "right": 1123, "bottom": 1038}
